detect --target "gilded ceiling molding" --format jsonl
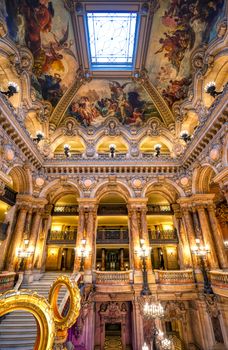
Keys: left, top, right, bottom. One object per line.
{"left": 133, "top": 70, "right": 175, "bottom": 127}
{"left": 49, "top": 69, "right": 90, "bottom": 128}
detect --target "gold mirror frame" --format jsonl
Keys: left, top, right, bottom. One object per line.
{"left": 0, "top": 289, "right": 55, "bottom": 350}
{"left": 48, "top": 275, "right": 81, "bottom": 331}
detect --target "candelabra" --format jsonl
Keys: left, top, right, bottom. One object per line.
{"left": 136, "top": 239, "right": 151, "bottom": 295}
{"left": 204, "top": 81, "right": 223, "bottom": 98}
{"left": 0, "top": 81, "right": 19, "bottom": 97}
{"left": 180, "top": 130, "right": 191, "bottom": 143}
{"left": 154, "top": 144, "right": 161, "bottom": 157}
{"left": 16, "top": 239, "right": 34, "bottom": 271}
{"left": 33, "top": 131, "right": 44, "bottom": 143}
{"left": 64, "top": 144, "right": 71, "bottom": 158}
{"left": 77, "top": 238, "right": 89, "bottom": 272}
{"left": 109, "top": 144, "right": 116, "bottom": 158}
{"left": 191, "top": 238, "right": 213, "bottom": 294}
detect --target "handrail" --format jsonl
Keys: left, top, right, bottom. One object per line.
{"left": 154, "top": 269, "right": 194, "bottom": 284}
{"left": 13, "top": 272, "right": 24, "bottom": 291}
{"left": 94, "top": 270, "right": 133, "bottom": 284}
{"left": 210, "top": 270, "right": 228, "bottom": 286}
{"left": 58, "top": 273, "right": 82, "bottom": 315}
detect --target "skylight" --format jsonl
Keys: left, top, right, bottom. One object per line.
{"left": 86, "top": 12, "right": 138, "bottom": 68}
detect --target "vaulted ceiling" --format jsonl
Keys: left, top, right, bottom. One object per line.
{"left": 1, "top": 0, "right": 227, "bottom": 141}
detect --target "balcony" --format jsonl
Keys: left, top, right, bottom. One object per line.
{"left": 210, "top": 271, "right": 228, "bottom": 298}
{"left": 98, "top": 204, "right": 127, "bottom": 216}
{"left": 147, "top": 204, "right": 173, "bottom": 215}
{"left": 96, "top": 227, "right": 129, "bottom": 244}
{"left": 52, "top": 205, "right": 78, "bottom": 216}
{"left": 47, "top": 230, "right": 77, "bottom": 244}
{"left": 0, "top": 186, "right": 17, "bottom": 206}
{"left": 93, "top": 270, "right": 133, "bottom": 292}
{"left": 154, "top": 269, "right": 195, "bottom": 292}
{"left": 149, "top": 229, "right": 178, "bottom": 244}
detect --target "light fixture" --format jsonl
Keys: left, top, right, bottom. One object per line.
{"left": 143, "top": 301, "right": 164, "bottom": 319}
{"left": 154, "top": 144, "right": 161, "bottom": 157}
{"left": 224, "top": 241, "right": 228, "bottom": 249}
{"left": 64, "top": 144, "right": 71, "bottom": 158}
{"left": 109, "top": 144, "right": 116, "bottom": 158}
{"left": 161, "top": 338, "right": 172, "bottom": 350}
{"left": 76, "top": 238, "right": 90, "bottom": 271}
{"left": 180, "top": 130, "right": 191, "bottom": 143}
{"left": 0, "top": 81, "right": 19, "bottom": 97}
{"left": 204, "top": 81, "right": 223, "bottom": 98}
{"left": 136, "top": 239, "right": 151, "bottom": 295}
{"left": 191, "top": 238, "right": 213, "bottom": 294}
{"left": 33, "top": 131, "right": 44, "bottom": 143}
{"left": 142, "top": 342, "right": 149, "bottom": 350}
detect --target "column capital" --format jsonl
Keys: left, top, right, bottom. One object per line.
{"left": 127, "top": 198, "right": 148, "bottom": 209}
{"left": 77, "top": 198, "right": 98, "bottom": 210}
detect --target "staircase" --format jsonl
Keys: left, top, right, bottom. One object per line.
{"left": 0, "top": 272, "right": 69, "bottom": 350}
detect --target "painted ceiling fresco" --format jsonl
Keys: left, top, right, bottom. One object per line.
{"left": 2, "top": 0, "right": 78, "bottom": 107}
{"left": 65, "top": 80, "right": 160, "bottom": 128}
{"left": 146, "top": 0, "right": 225, "bottom": 108}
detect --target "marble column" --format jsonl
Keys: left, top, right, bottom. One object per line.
{"left": 207, "top": 203, "right": 228, "bottom": 269}
{"left": 7, "top": 205, "right": 28, "bottom": 271}
{"left": 37, "top": 204, "right": 53, "bottom": 271}
{"left": 84, "top": 206, "right": 97, "bottom": 271}
{"left": 74, "top": 206, "right": 85, "bottom": 272}
{"left": 181, "top": 207, "right": 196, "bottom": 267}
{"left": 197, "top": 205, "right": 219, "bottom": 269}
{"left": 28, "top": 209, "right": 43, "bottom": 268}
{"left": 101, "top": 248, "right": 106, "bottom": 271}
{"left": 140, "top": 206, "right": 152, "bottom": 271}
{"left": 120, "top": 248, "right": 124, "bottom": 271}
{"left": 172, "top": 204, "right": 192, "bottom": 269}
{"left": 127, "top": 207, "right": 141, "bottom": 270}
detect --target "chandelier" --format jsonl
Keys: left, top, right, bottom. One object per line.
{"left": 143, "top": 301, "right": 164, "bottom": 319}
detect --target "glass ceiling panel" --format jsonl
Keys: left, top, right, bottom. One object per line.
{"left": 87, "top": 12, "right": 137, "bottom": 66}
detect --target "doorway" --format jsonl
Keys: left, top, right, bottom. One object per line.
{"left": 105, "top": 323, "right": 122, "bottom": 349}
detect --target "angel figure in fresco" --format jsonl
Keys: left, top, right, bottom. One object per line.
{"left": 50, "top": 23, "right": 76, "bottom": 58}
{"left": 109, "top": 81, "right": 130, "bottom": 100}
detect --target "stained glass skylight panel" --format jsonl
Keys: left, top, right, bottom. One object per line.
{"left": 87, "top": 12, "right": 138, "bottom": 67}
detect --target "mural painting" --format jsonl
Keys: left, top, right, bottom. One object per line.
{"left": 147, "top": 0, "right": 225, "bottom": 107}
{"left": 66, "top": 80, "right": 160, "bottom": 128}
{"left": 2, "top": 0, "right": 78, "bottom": 107}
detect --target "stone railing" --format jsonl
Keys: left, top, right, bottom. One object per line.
{"left": 0, "top": 272, "right": 16, "bottom": 293}
{"left": 52, "top": 205, "right": 78, "bottom": 216}
{"left": 154, "top": 269, "right": 194, "bottom": 285}
{"left": 47, "top": 230, "right": 77, "bottom": 243}
{"left": 149, "top": 229, "right": 178, "bottom": 243}
{"left": 147, "top": 204, "right": 173, "bottom": 214}
{"left": 94, "top": 270, "right": 133, "bottom": 285}
{"left": 96, "top": 227, "right": 129, "bottom": 243}
{"left": 210, "top": 271, "right": 228, "bottom": 292}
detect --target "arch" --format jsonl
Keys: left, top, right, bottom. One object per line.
{"left": 50, "top": 134, "right": 86, "bottom": 155}
{"left": 7, "top": 165, "right": 32, "bottom": 194}
{"left": 139, "top": 135, "right": 172, "bottom": 154}
{"left": 91, "top": 180, "right": 134, "bottom": 201}
{"left": 142, "top": 179, "right": 185, "bottom": 202}
{"left": 24, "top": 111, "right": 43, "bottom": 138}
{"left": 0, "top": 290, "right": 55, "bottom": 350}
{"left": 39, "top": 179, "right": 82, "bottom": 202}
{"left": 192, "top": 165, "right": 218, "bottom": 194}
{"left": 96, "top": 135, "right": 129, "bottom": 153}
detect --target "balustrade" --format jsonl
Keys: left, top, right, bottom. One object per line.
{"left": 96, "top": 227, "right": 129, "bottom": 243}
{"left": 47, "top": 230, "right": 77, "bottom": 243}
{"left": 98, "top": 204, "right": 128, "bottom": 216}
{"left": 52, "top": 205, "right": 78, "bottom": 216}
{"left": 210, "top": 271, "right": 228, "bottom": 297}
{"left": 154, "top": 269, "right": 194, "bottom": 285}
{"left": 0, "top": 272, "right": 16, "bottom": 292}
{"left": 94, "top": 270, "right": 133, "bottom": 284}
{"left": 0, "top": 186, "right": 17, "bottom": 206}
{"left": 149, "top": 229, "right": 178, "bottom": 243}
{"left": 147, "top": 204, "right": 173, "bottom": 214}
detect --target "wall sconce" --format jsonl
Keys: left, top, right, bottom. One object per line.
{"left": 109, "top": 144, "right": 116, "bottom": 158}
{"left": 180, "top": 130, "right": 191, "bottom": 143}
{"left": 154, "top": 144, "right": 161, "bottom": 157}
{"left": 64, "top": 144, "right": 71, "bottom": 158}
{"left": 33, "top": 131, "right": 44, "bottom": 143}
{"left": 0, "top": 81, "right": 19, "bottom": 97}
{"left": 224, "top": 241, "right": 228, "bottom": 249}
{"left": 204, "top": 81, "right": 223, "bottom": 98}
